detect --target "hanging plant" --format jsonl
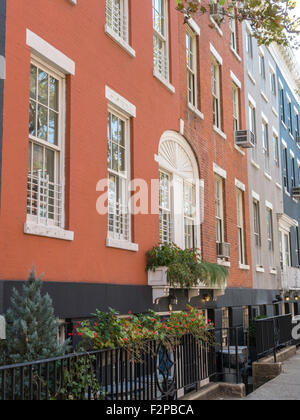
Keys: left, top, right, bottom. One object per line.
{"left": 146, "top": 243, "right": 228, "bottom": 288}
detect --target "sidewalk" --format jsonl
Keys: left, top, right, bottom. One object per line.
{"left": 245, "top": 351, "right": 300, "bottom": 400}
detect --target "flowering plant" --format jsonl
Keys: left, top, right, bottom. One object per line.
{"left": 146, "top": 243, "right": 228, "bottom": 288}
{"left": 75, "top": 306, "right": 214, "bottom": 357}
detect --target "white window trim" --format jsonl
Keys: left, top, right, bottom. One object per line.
{"left": 235, "top": 178, "right": 246, "bottom": 192}
{"left": 26, "top": 30, "right": 75, "bottom": 75}
{"left": 25, "top": 55, "right": 74, "bottom": 241}
{"left": 24, "top": 222, "right": 74, "bottom": 241}
{"left": 187, "top": 18, "right": 200, "bottom": 36}
{"left": 105, "top": 25, "right": 136, "bottom": 58}
{"left": 210, "top": 43, "right": 223, "bottom": 65}
{"left": 230, "top": 71, "right": 242, "bottom": 89}
{"left": 265, "top": 200, "right": 273, "bottom": 210}
{"left": 153, "top": 0, "right": 171, "bottom": 86}
{"left": 213, "top": 163, "right": 227, "bottom": 179}
{"left": 105, "top": 86, "right": 136, "bottom": 117}
{"left": 106, "top": 237, "right": 139, "bottom": 252}
{"left": 106, "top": 104, "right": 138, "bottom": 252}
{"left": 252, "top": 191, "right": 260, "bottom": 201}
{"left": 186, "top": 25, "right": 198, "bottom": 109}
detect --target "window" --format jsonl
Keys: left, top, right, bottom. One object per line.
{"left": 212, "top": 59, "right": 221, "bottom": 129}
{"left": 249, "top": 103, "right": 257, "bottom": 162}
{"left": 245, "top": 31, "right": 253, "bottom": 74}
{"left": 236, "top": 189, "right": 246, "bottom": 265}
{"left": 153, "top": 0, "right": 169, "bottom": 81}
{"left": 262, "top": 121, "right": 270, "bottom": 174}
{"left": 280, "top": 86, "right": 285, "bottom": 124}
{"left": 259, "top": 53, "right": 266, "bottom": 93}
{"left": 279, "top": 230, "right": 291, "bottom": 269}
{"left": 283, "top": 146, "right": 289, "bottom": 192}
{"left": 27, "top": 59, "right": 64, "bottom": 228}
{"left": 186, "top": 27, "right": 197, "bottom": 108}
{"left": 296, "top": 227, "right": 300, "bottom": 267}
{"left": 291, "top": 156, "right": 296, "bottom": 188}
{"left": 253, "top": 200, "right": 261, "bottom": 266}
{"left": 107, "top": 109, "right": 130, "bottom": 242}
{"left": 295, "top": 111, "right": 299, "bottom": 139}
{"left": 266, "top": 208, "right": 274, "bottom": 267}
{"left": 106, "top": 0, "right": 128, "bottom": 42}
{"left": 215, "top": 176, "right": 224, "bottom": 244}
{"left": 222, "top": 308, "right": 229, "bottom": 347}
{"left": 229, "top": 13, "right": 237, "bottom": 52}
{"left": 288, "top": 99, "right": 293, "bottom": 135}
{"left": 243, "top": 306, "right": 250, "bottom": 331}
{"left": 273, "top": 133, "right": 281, "bottom": 184}
{"left": 232, "top": 84, "right": 240, "bottom": 131}
{"left": 270, "top": 70, "right": 277, "bottom": 103}
{"left": 184, "top": 182, "right": 196, "bottom": 249}
{"left": 158, "top": 132, "right": 200, "bottom": 250}
{"left": 159, "top": 171, "right": 172, "bottom": 244}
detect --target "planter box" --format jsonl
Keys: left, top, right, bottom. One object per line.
{"left": 147, "top": 267, "right": 168, "bottom": 286}
{"left": 148, "top": 267, "right": 227, "bottom": 304}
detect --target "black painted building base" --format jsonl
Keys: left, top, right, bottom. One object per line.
{"left": 1, "top": 280, "right": 298, "bottom": 328}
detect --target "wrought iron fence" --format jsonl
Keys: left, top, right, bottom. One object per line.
{"left": 0, "top": 328, "right": 248, "bottom": 401}
{"left": 253, "top": 314, "right": 294, "bottom": 361}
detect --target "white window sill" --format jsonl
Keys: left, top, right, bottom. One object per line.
{"left": 188, "top": 103, "right": 204, "bottom": 119}
{"left": 256, "top": 266, "right": 265, "bottom": 273}
{"left": 270, "top": 268, "right": 277, "bottom": 275}
{"left": 251, "top": 160, "right": 260, "bottom": 170}
{"left": 104, "top": 25, "right": 136, "bottom": 58}
{"left": 272, "top": 107, "right": 278, "bottom": 118}
{"left": 213, "top": 125, "right": 227, "bottom": 140}
{"left": 281, "top": 121, "right": 287, "bottom": 130}
{"left": 153, "top": 71, "right": 175, "bottom": 94}
{"left": 106, "top": 237, "right": 139, "bottom": 252}
{"left": 230, "top": 47, "right": 242, "bottom": 62}
{"left": 217, "top": 258, "right": 231, "bottom": 268}
{"left": 234, "top": 144, "right": 245, "bottom": 156}
{"left": 24, "top": 222, "right": 74, "bottom": 241}
{"left": 239, "top": 263, "right": 250, "bottom": 271}
{"left": 276, "top": 182, "right": 282, "bottom": 190}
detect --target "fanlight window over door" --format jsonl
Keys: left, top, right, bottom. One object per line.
{"left": 158, "top": 131, "right": 200, "bottom": 250}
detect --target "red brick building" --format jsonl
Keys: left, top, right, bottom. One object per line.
{"left": 0, "top": 0, "right": 252, "bottom": 330}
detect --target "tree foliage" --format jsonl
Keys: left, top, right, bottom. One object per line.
{"left": 0, "top": 268, "right": 69, "bottom": 365}
{"left": 175, "top": 0, "right": 300, "bottom": 47}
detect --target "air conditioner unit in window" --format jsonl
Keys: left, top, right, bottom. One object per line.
{"left": 292, "top": 186, "right": 300, "bottom": 200}
{"left": 217, "top": 242, "right": 231, "bottom": 259}
{"left": 235, "top": 130, "right": 255, "bottom": 148}
{"left": 210, "top": 4, "right": 224, "bottom": 23}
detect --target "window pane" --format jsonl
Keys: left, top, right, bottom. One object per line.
{"left": 38, "top": 70, "right": 48, "bottom": 106}
{"left": 32, "top": 143, "right": 44, "bottom": 172}
{"left": 112, "top": 142, "right": 119, "bottom": 172}
{"left": 37, "top": 105, "right": 48, "bottom": 141}
{"left": 49, "top": 110, "right": 58, "bottom": 145}
{"left": 30, "top": 65, "right": 37, "bottom": 100}
{"left": 29, "top": 100, "right": 36, "bottom": 137}
{"left": 49, "top": 77, "right": 59, "bottom": 111}
{"left": 46, "top": 148, "right": 55, "bottom": 182}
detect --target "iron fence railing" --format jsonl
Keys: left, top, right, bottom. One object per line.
{"left": 253, "top": 314, "right": 294, "bottom": 361}
{"left": 0, "top": 328, "right": 248, "bottom": 401}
